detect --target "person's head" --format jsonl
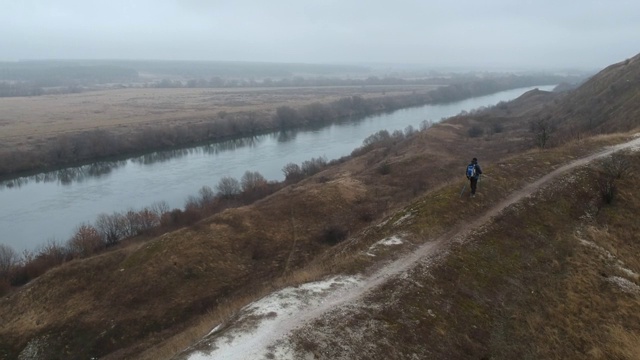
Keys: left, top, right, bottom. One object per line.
{"left": 472, "top": 157, "right": 478, "bottom": 164}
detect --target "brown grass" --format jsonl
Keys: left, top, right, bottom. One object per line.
{"left": 281, "top": 139, "right": 640, "bottom": 360}
{"left": 0, "top": 85, "right": 435, "bottom": 153}
{"left": 2, "top": 72, "right": 640, "bottom": 359}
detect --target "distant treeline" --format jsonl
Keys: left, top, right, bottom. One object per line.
{"left": 116, "top": 59, "right": 369, "bottom": 78}
{"left": 149, "top": 73, "right": 579, "bottom": 90}
{"left": 0, "top": 60, "right": 587, "bottom": 97}
{"left": 151, "top": 75, "right": 442, "bottom": 89}
{"left": 0, "top": 62, "right": 139, "bottom": 97}
{"left": 0, "top": 62, "right": 138, "bottom": 84}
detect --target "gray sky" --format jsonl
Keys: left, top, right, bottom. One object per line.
{"left": 2, "top": 0, "right": 639, "bottom": 70}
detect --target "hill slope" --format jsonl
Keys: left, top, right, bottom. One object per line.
{"left": 1, "top": 53, "right": 640, "bottom": 359}
{"left": 176, "top": 135, "right": 640, "bottom": 359}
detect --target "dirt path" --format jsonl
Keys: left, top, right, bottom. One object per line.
{"left": 182, "top": 135, "right": 640, "bottom": 360}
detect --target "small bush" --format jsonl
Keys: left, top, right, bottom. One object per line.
{"left": 0, "top": 277, "right": 10, "bottom": 295}
{"left": 377, "top": 161, "right": 392, "bottom": 175}
{"left": 216, "top": 176, "right": 241, "bottom": 198}
{"left": 282, "top": 163, "right": 303, "bottom": 182}
{"left": 320, "top": 225, "right": 348, "bottom": 245}
{"left": 468, "top": 125, "right": 484, "bottom": 138}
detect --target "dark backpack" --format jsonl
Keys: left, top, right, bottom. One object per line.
{"left": 466, "top": 164, "right": 476, "bottom": 178}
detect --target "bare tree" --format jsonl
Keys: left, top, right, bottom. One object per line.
{"left": 531, "top": 117, "right": 554, "bottom": 149}
{"left": 150, "top": 201, "right": 170, "bottom": 218}
{"left": 596, "top": 151, "right": 633, "bottom": 205}
{"left": 68, "top": 223, "right": 104, "bottom": 257}
{"left": 602, "top": 151, "right": 632, "bottom": 179}
{"left": 199, "top": 185, "right": 216, "bottom": 205}
{"left": 241, "top": 171, "right": 267, "bottom": 192}
{"left": 95, "top": 212, "right": 127, "bottom": 246}
{"left": 37, "top": 239, "right": 69, "bottom": 265}
{"left": 0, "top": 244, "right": 18, "bottom": 278}
{"left": 282, "top": 163, "right": 302, "bottom": 181}
{"left": 216, "top": 176, "right": 241, "bottom": 198}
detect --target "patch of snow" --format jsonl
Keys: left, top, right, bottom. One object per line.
{"left": 187, "top": 276, "right": 361, "bottom": 360}
{"left": 366, "top": 235, "right": 404, "bottom": 256}
{"left": 617, "top": 266, "right": 639, "bottom": 280}
{"left": 206, "top": 324, "right": 222, "bottom": 337}
{"left": 578, "top": 237, "right": 638, "bottom": 280}
{"left": 379, "top": 235, "right": 403, "bottom": 246}
{"left": 393, "top": 213, "right": 413, "bottom": 226}
{"left": 607, "top": 276, "right": 640, "bottom": 294}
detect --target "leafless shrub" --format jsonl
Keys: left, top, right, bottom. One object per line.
{"left": 241, "top": 171, "right": 267, "bottom": 192}
{"left": 216, "top": 176, "right": 241, "bottom": 198}
{"left": 67, "top": 223, "right": 104, "bottom": 257}
{"left": 283, "top": 163, "right": 303, "bottom": 182}
{"left": 184, "top": 195, "right": 201, "bottom": 211}
{"left": 199, "top": 185, "right": 215, "bottom": 204}
{"left": 95, "top": 212, "right": 128, "bottom": 246}
{"left": 420, "top": 119, "right": 434, "bottom": 131}
{"left": 602, "top": 151, "right": 632, "bottom": 180}
{"left": 468, "top": 125, "right": 484, "bottom": 138}
{"left": 362, "top": 130, "right": 392, "bottom": 147}
{"left": 595, "top": 151, "right": 632, "bottom": 205}
{"left": 0, "top": 244, "right": 18, "bottom": 279}
{"left": 319, "top": 225, "right": 349, "bottom": 245}
{"left": 404, "top": 125, "right": 418, "bottom": 137}
{"left": 530, "top": 117, "right": 554, "bottom": 148}
{"left": 301, "top": 156, "right": 327, "bottom": 177}
{"left": 150, "top": 201, "right": 170, "bottom": 217}
{"left": 377, "top": 161, "right": 392, "bottom": 175}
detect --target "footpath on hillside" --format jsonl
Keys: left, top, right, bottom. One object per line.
{"left": 176, "top": 135, "right": 640, "bottom": 360}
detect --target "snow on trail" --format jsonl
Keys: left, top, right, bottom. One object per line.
{"left": 184, "top": 135, "right": 640, "bottom": 360}
{"left": 187, "top": 276, "right": 363, "bottom": 360}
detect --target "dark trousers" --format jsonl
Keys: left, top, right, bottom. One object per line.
{"left": 470, "top": 177, "right": 478, "bottom": 195}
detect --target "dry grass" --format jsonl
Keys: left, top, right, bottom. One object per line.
{"left": 0, "top": 85, "right": 434, "bottom": 153}
{"left": 2, "top": 70, "right": 640, "bottom": 359}
{"left": 282, "top": 142, "right": 640, "bottom": 360}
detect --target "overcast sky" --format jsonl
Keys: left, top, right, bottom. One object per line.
{"left": 2, "top": 0, "right": 639, "bottom": 70}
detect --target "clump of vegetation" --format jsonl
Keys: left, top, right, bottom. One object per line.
{"left": 377, "top": 161, "right": 392, "bottom": 175}
{"left": 595, "top": 150, "right": 632, "bottom": 205}
{"left": 320, "top": 225, "right": 349, "bottom": 245}
{"left": 468, "top": 125, "right": 484, "bottom": 138}
{"left": 530, "top": 116, "right": 555, "bottom": 148}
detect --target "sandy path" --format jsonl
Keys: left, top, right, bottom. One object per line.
{"left": 183, "top": 135, "right": 640, "bottom": 360}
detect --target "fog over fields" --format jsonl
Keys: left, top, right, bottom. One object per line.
{"left": 2, "top": 0, "right": 640, "bottom": 70}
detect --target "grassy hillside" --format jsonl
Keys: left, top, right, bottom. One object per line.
{"left": 286, "top": 135, "right": 640, "bottom": 359}
{"left": 547, "top": 53, "right": 640, "bottom": 138}
{"left": 1, "top": 53, "right": 639, "bottom": 359}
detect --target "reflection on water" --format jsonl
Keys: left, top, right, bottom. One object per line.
{"left": 1, "top": 136, "right": 273, "bottom": 189}
{"left": 0, "top": 160, "right": 128, "bottom": 189}
{"left": 275, "top": 130, "right": 298, "bottom": 143}
{"left": 130, "top": 136, "right": 265, "bottom": 164}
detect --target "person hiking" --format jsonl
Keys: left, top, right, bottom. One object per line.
{"left": 465, "top": 157, "right": 483, "bottom": 197}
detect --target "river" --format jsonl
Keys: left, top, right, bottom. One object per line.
{"left": 0, "top": 85, "right": 555, "bottom": 252}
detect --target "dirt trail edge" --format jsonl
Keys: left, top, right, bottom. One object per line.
{"left": 180, "top": 135, "right": 640, "bottom": 360}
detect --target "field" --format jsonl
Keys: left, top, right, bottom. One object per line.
{"left": 0, "top": 85, "right": 436, "bottom": 154}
